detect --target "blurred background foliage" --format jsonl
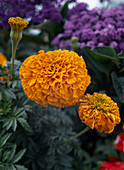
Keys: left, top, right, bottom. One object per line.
{"left": 0, "top": 0, "right": 124, "bottom": 169}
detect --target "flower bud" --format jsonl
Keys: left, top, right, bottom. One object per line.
{"left": 8, "top": 17, "right": 29, "bottom": 42}
{"left": 71, "top": 37, "right": 79, "bottom": 50}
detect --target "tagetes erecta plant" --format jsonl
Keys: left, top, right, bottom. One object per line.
{"left": 78, "top": 92, "right": 121, "bottom": 133}
{"left": 20, "top": 49, "right": 91, "bottom": 108}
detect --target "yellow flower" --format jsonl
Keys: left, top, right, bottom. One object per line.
{"left": 78, "top": 92, "right": 121, "bottom": 133}
{"left": 8, "top": 17, "right": 29, "bottom": 31}
{"left": 20, "top": 49, "right": 91, "bottom": 108}
{"left": 0, "top": 53, "right": 7, "bottom": 81}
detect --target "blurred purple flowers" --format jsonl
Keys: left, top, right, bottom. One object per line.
{"left": 0, "top": 0, "right": 76, "bottom": 29}
{"left": 52, "top": 3, "right": 124, "bottom": 51}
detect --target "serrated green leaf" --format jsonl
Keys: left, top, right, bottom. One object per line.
{"left": 13, "top": 108, "right": 25, "bottom": 117}
{"left": 12, "top": 119, "right": 17, "bottom": 131}
{"left": 3, "top": 119, "right": 13, "bottom": 130}
{"left": 8, "top": 165, "right": 16, "bottom": 170}
{"left": 7, "top": 144, "right": 16, "bottom": 163}
{"left": 2, "top": 150, "right": 10, "bottom": 162}
{"left": 0, "top": 133, "right": 12, "bottom": 147}
{"left": 12, "top": 148, "right": 26, "bottom": 163}
{"left": 0, "top": 165, "right": 10, "bottom": 170}
{"left": 111, "top": 72, "right": 124, "bottom": 103}
{"left": 3, "top": 89, "right": 16, "bottom": 99}
{"left": 24, "top": 105, "right": 33, "bottom": 112}
{"left": 18, "top": 118, "right": 33, "bottom": 133}
{"left": 12, "top": 81, "right": 17, "bottom": 88}
{"left": 15, "top": 165, "right": 28, "bottom": 170}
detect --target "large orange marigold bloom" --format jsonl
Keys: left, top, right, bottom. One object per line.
{"left": 20, "top": 49, "right": 91, "bottom": 108}
{"left": 78, "top": 92, "right": 121, "bottom": 133}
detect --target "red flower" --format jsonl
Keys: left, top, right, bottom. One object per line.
{"left": 114, "top": 133, "right": 124, "bottom": 153}
{"left": 107, "top": 156, "right": 119, "bottom": 162}
{"left": 99, "top": 162, "right": 124, "bottom": 170}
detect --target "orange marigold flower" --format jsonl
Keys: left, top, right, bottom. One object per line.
{"left": 78, "top": 92, "right": 121, "bottom": 133}
{"left": 0, "top": 52, "right": 7, "bottom": 81}
{"left": 20, "top": 49, "right": 91, "bottom": 108}
{"left": 0, "top": 52, "right": 7, "bottom": 67}
{"left": 8, "top": 17, "right": 29, "bottom": 31}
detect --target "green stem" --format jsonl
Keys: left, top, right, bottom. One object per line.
{"left": 11, "top": 40, "right": 18, "bottom": 79}
{"left": 57, "top": 126, "right": 90, "bottom": 147}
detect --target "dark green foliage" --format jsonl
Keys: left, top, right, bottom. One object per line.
{"left": 0, "top": 45, "right": 123, "bottom": 170}
{"left": 0, "top": 63, "right": 33, "bottom": 169}
{"left": 20, "top": 105, "right": 84, "bottom": 170}
{"left": 0, "top": 131, "right": 27, "bottom": 169}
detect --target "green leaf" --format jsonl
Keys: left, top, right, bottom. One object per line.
{"left": 82, "top": 46, "right": 110, "bottom": 74}
{"left": 92, "top": 46, "right": 116, "bottom": 58}
{"left": 15, "top": 165, "right": 28, "bottom": 170}
{"left": 12, "top": 119, "right": 17, "bottom": 131}
{"left": 32, "top": 20, "right": 51, "bottom": 31}
{"left": 0, "top": 92, "right": 2, "bottom": 101}
{"left": 117, "top": 51, "right": 124, "bottom": 59}
{"left": 3, "top": 89, "right": 16, "bottom": 100}
{"left": 12, "top": 80, "right": 18, "bottom": 88}
{"left": 12, "top": 148, "right": 26, "bottom": 163}
{"left": 91, "top": 46, "right": 120, "bottom": 67}
{"left": 18, "top": 118, "right": 33, "bottom": 133}
{"left": 0, "top": 165, "right": 5, "bottom": 170}
{"left": 0, "top": 133, "right": 12, "bottom": 147}
{"left": 12, "top": 107, "right": 25, "bottom": 117}
{"left": 111, "top": 72, "right": 124, "bottom": 103}
{"left": 7, "top": 144, "right": 16, "bottom": 163}
{"left": 59, "top": 1, "right": 69, "bottom": 18}
{"left": 0, "top": 148, "right": 3, "bottom": 159}
{"left": 2, "top": 150, "right": 10, "bottom": 162}
{"left": 10, "top": 165, "right": 17, "bottom": 170}
{"left": 3, "top": 119, "right": 13, "bottom": 130}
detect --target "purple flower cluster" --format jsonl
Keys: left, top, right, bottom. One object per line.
{"left": 0, "top": 0, "right": 76, "bottom": 29}
{"left": 52, "top": 3, "right": 124, "bottom": 51}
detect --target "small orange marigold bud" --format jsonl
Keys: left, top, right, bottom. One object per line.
{"left": 78, "top": 92, "right": 121, "bottom": 133}
{"left": 20, "top": 49, "right": 91, "bottom": 108}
